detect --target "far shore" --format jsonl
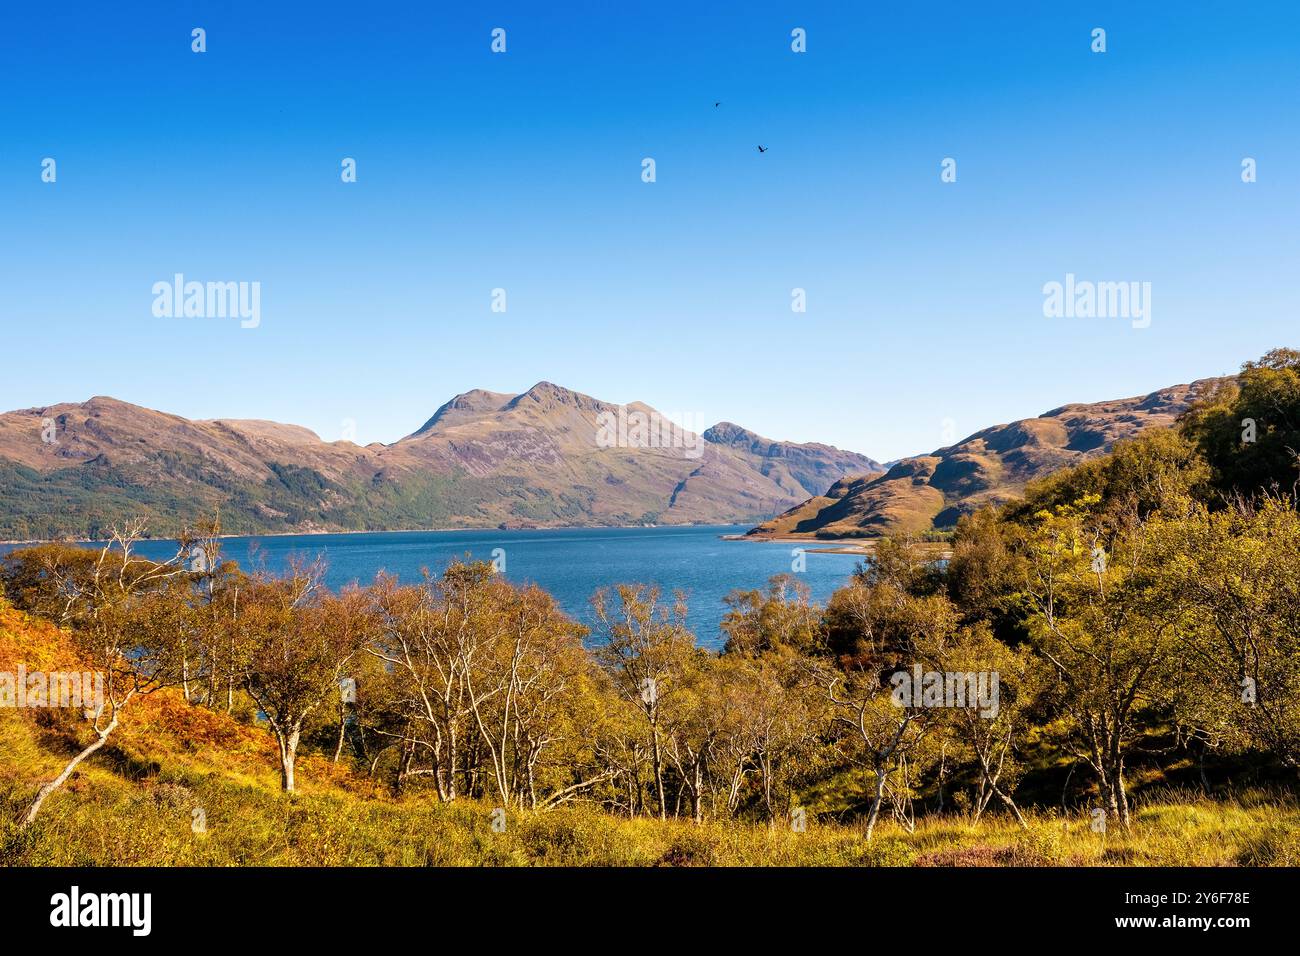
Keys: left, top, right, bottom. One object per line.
{"left": 721, "top": 533, "right": 873, "bottom": 555}
{"left": 731, "top": 533, "right": 953, "bottom": 559}
{"left": 0, "top": 521, "right": 758, "bottom": 548}
{"left": 1, "top": 526, "right": 952, "bottom": 559}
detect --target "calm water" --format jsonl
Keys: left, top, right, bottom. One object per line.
{"left": 27, "top": 526, "right": 862, "bottom": 648}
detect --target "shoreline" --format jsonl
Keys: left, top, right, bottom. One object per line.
{"left": 0, "top": 526, "right": 949, "bottom": 560}
{"left": 0, "top": 521, "right": 756, "bottom": 548}
{"left": 721, "top": 533, "right": 874, "bottom": 555}
{"left": 730, "top": 533, "right": 952, "bottom": 559}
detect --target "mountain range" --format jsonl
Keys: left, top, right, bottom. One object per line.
{"left": 0, "top": 376, "right": 1226, "bottom": 542}
{"left": 0, "top": 383, "right": 881, "bottom": 540}
{"left": 746, "top": 378, "right": 1224, "bottom": 540}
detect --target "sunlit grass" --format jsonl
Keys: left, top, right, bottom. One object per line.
{"left": 3, "top": 603, "right": 1295, "bottom": 868}
{"left": 5, "top": 724, "right": 1295, "bottom": 867}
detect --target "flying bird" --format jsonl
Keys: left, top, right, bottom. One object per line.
{"left": 756, "top": 145, "right": 768, "bottom": 153}
{"left": 713, "top": 101, "right": 720, "bottom": 107}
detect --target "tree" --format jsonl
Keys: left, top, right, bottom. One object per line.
{"left": 178, "top": 517, "right": 251, "bottom": 713}
{"left": 824, "top": 575, "right": 958, "bottom": 670}
{"left": 1159, "top": 498, "right": 1300, "bottom": 774}
{"left": 659, "top": 653, "right": 723, "bottom": 822}
{"left": 1182, "top": 348, "right": 1300, "bottom": 500}
{"left": 1008, "top": 429, "right": 1210, "bottom": 533}
{"left": 929, "top": 624, "right": 1044, "bottom": 826}
{"left": 946, "top": 507, "right": 1029, "bottom": 640}
{"left": 721, "top": 574, "right": 824, "bottom": 656}
{"left": 713, "top": 650, "right": 827, "bottom": 822}
{"left": 1018, "top": 497, "right": 1178, "bottom": 828}
{"left": 367, "top": 564, "right": 615, "bottom": 808}
{"left": 18, "top": 523, "right": 193, "bottom": 824}
{"left": 719, "top": 577, "right": 831, "bottom": 821}
{"left": 242, "top": 568, "right": 373, "bottom": 792}
{"left": 366, "top": 573, "right": 466, "bottom": 799}
{"left": 824, "top": 666, "right": 933, "bottom": 840}
{"left": 591, "top": 584, "right": 697, "bottom": 820}
{"left": 463, "top": 579, "right": 601, "bottom": 809}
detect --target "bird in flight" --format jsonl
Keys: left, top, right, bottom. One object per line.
{"left": 713, "top": 101, "right": 720, "bottom": 107}
{"left": 756, "top": 145, "right": 768, "bottom": 153}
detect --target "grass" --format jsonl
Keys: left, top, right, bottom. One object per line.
{"left": 2, "top": 602, "right": 1297, "bottom": 867}
{"left": 6, "top": 753, "right": 1297, "bottom": 866}
{"left": 5, "top": 685, "right": 1295, "bottom": 868}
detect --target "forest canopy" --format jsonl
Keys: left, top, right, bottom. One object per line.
{"left": 4, "top": 349, "right": 1300, "bottom": 836}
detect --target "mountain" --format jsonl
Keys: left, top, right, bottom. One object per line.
{"left": 701, "top": 423, "right": 881, "bottom": 502}
{"left": 746, "top": 379, "right": 1224, "bottom": 540}
{"left": 0, "top": 384, "right": 881, "bottom": 540}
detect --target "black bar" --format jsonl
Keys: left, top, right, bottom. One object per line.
{"left": 1, "top": 866, "right": 1285, "bottom": 942}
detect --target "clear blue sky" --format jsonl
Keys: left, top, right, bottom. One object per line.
{"left": 2, "top": 2, "right": 1297, "bottom": 461}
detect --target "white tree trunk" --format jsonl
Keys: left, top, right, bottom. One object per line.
{"left": 25, "top": 714, "right": 120, "bottom": 825}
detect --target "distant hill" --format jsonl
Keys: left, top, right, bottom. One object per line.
{"left": 0, "top": 383, "right": 881, "bottom": 540}
{"left": 747, "top": 379, "right": 1225, "bottom": 540}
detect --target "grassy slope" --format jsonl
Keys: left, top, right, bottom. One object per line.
{"left": 0, "top": 459, "right": 519, "bottom": 540}
{"left": 2, "top": 603, "right": 1296, "bottom": 867}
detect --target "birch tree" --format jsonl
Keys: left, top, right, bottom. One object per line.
{"left": 242, "top": 569, "right": 372, "bottom": 792}
{"left": 20, "top": 523, "right": 192, "bottom": 825}
{"left": 1019, "top": 498, "right": 1177, "bottom": 828}
{"left": 591, "top": 584, "right": 696, "bottom": 820}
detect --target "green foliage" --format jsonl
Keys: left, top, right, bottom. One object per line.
{"left": 5, "top": 349, "right": 1300, "bottom": 864}
{"left": 1008, "top": 428, "right": 1209, "bottom": 531}
{"left": 0, "top": 459, "right": 537, "bottom": 540}
{"left": 720, "top": 574, "right": 824, "bottom": 656}
{"left": 1182, "top": 347, "right": 1300, "bottom": 500}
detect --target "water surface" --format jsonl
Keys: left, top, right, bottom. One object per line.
{"left": 46, "top": 525, "right": 862, "bottom": 647}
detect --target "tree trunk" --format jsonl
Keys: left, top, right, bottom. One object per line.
{"left": 1112, "top": 763, "right": 1130, "bottom": 829}
{"left": 760, "top": 753, "right": 775, "bottom": 822}
{"left": 864, "top": 762, "right": 889, "bottom": 841}
{"left": 333, "top": 708, "right": 347, "bottom": 763}
{"left": 649, "top": 722, "right": 667, "bottom": 820}
{"left": 278, "top": 725, "right": 301, "bottom": 792}
{"left": 993, "top": 783, "right": 1028, "bottom": 828}
{"left": 25, "top": 714, "right": 120, "bottom": 825}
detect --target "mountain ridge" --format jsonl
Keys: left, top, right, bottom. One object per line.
{"left": 746, "top": 377, "right": 1227, "bottom": 540}
{"left": 0, "top": 383, "right": 881, "bottom": 540}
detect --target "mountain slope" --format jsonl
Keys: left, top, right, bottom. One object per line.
{"left": 0, "top": 384, "right": 880, "bottom": 540}
{"left": 747, "top": 378, "right": 1224, "bottom": 540}
{"left": 702, "top": 422, "right": 882, "bottom": 502}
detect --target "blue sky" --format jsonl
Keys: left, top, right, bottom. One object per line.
{"left": 1, "top": 2, "right": 1297, "bottom": 461}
